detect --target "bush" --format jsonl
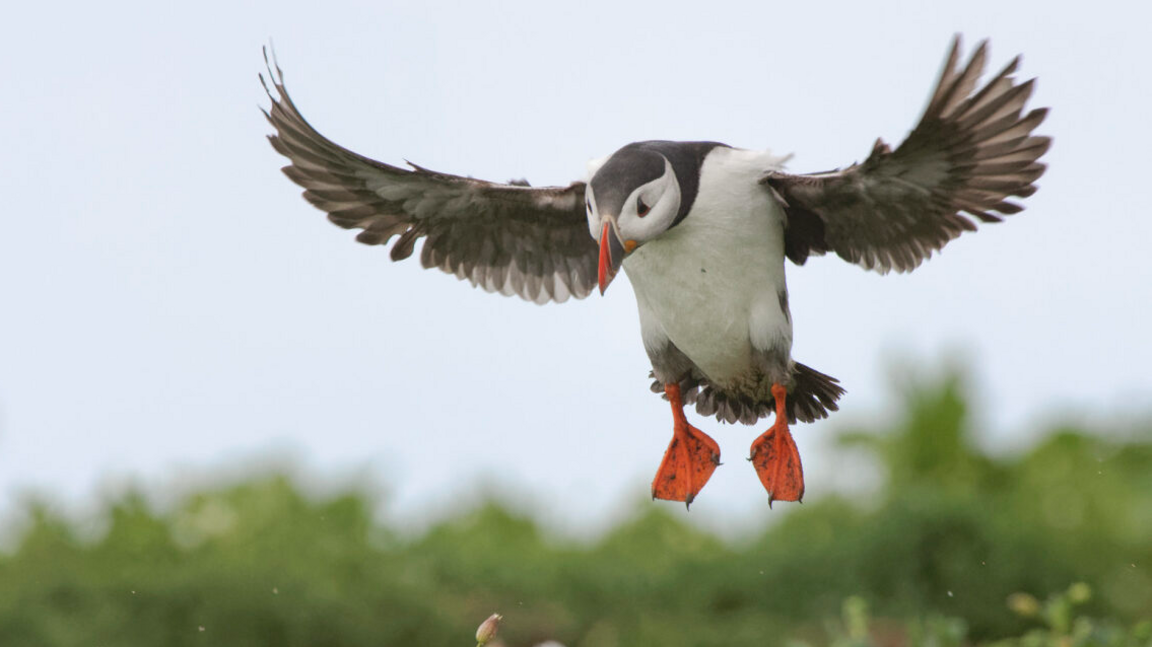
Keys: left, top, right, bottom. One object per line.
{"left": 1, "top": 371, "right": 1149, "bottom": 646}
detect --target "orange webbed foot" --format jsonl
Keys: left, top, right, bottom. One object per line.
{"left": 651, "top": 383, "right": 721, "bottom": 508}
{"left": 651, "top": 420, "right": 721, "bottom": 508}
{"left": 749, "top": 383, "right": 805, "bottom": 506}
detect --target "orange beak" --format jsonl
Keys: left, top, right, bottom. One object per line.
{"left": 598, "top": 221, "right": 628, "bottom": 294}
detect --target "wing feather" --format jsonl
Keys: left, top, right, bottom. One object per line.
{"left": 260, "top": 48, "right": 597, "bottom": 303}
{"left": 764, "top": 36, "right": 1051, "bottom": 273}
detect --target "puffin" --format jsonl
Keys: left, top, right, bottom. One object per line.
{"left": 261, "top": 37, "right": 1049, "bottom": 507}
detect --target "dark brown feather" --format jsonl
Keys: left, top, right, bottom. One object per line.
{"left": 649, "top": 361, "right": 844, "bottom": 425}
{"left": 260, "top": 48, "right": 598, "bottom": 303}
{"left": 763, "top": 36, "right": 1050, "bottom": 274}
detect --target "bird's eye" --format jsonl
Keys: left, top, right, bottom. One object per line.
{"left": 636, "top": 196, "right": 651, "bottom": 217}
{"left": 586, "top": 199, "right": 593, "bottom": 214}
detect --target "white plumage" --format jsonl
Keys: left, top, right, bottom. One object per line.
{"left": 626, "top": 147, "right": 792, "bottom": 386}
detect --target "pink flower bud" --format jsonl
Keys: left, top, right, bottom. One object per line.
{"left": 476, "top": 613, "right": 503, "bottom": 646}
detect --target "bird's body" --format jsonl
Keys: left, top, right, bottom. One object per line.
{"left": 261, "top": 36, "right": 1049, "bottom": 507}
{"left": 626, "top": 146, "right": 787, "bottom": 382}
{"left": 623, "top": 146, "right": 794, "bottom": 402}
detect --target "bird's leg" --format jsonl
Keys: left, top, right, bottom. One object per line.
{"left": 749, "top": 383, "right": 804, "bottom": 505}
{"left": 650, "top": 383, "right": 721, "bottom": 508}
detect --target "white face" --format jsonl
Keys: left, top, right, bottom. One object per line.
{"left": 585, "top": 156, "right": 682, "bottom": 247}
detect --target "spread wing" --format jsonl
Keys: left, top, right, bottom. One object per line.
{"left": 763, "top": 36, "right": 1050, "bottom": 273}
{"left": 260, "top": 50, "right": 598, "bottom": 304}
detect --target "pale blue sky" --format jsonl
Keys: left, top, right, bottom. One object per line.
{"left": 1, "top": 0, "right": 1148, "bottom": 535}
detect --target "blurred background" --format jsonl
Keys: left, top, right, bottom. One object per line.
{"left": 1, "top": 0, "right": 1150, "bottom": 645}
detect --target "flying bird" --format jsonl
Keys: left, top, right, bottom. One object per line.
{"left": 260, "top": 37, "right": 1049, "bottom": 507}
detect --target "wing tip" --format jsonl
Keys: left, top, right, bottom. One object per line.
{"left": 772, "top": 35, "right": 1049, "bottom": 277}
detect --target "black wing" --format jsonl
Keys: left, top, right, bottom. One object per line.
{"left": 260, "top": 49, "right": 598, "bottom": 304}
{"left": 763, "top": 36, "right": 1050, "bottom": 273}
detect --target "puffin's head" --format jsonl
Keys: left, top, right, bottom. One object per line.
{"left": 585, "top": 143, "right": 682, "bottom": 294}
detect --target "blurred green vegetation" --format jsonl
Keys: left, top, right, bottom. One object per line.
{"left": 1, "top": 372, "right": 1150, "bottom": 646}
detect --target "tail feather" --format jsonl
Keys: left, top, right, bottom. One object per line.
{"left": 787, "top": 362, "right": 845, "bottom": 423}
{"left": 648, "top": 362, "right": 846, "bottom": 425}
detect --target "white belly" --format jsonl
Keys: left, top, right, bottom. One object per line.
{"left": 623, "top": 148, "right": 792, "bottom": 384}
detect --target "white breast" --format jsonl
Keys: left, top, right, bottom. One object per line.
{"left": 623, "top": 147, "right": 793, "bottom": 385}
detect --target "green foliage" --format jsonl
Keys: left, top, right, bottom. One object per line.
{"left": 800, "top": 584, "right": 1152, "bottom": 647}
{"left": 1, "top": 371, "right": 1149, "bottom": 646}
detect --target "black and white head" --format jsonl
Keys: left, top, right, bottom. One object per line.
{"left": 586, "top": 141, "right": 722, "bottom": 293}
